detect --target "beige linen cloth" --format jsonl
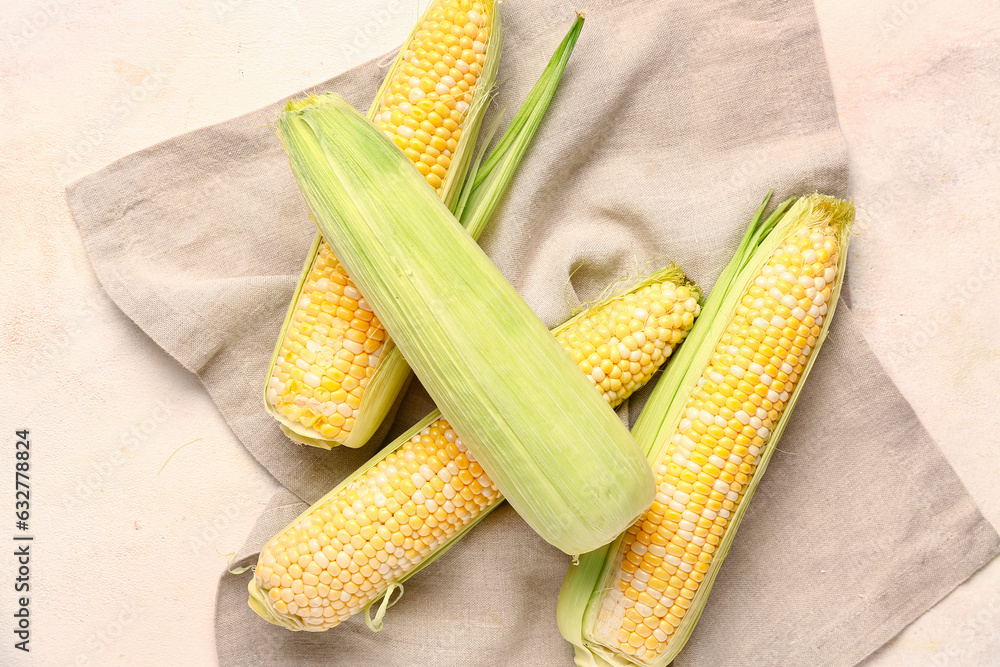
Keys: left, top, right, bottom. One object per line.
{"left": 67, "top": 0, "right": 998, "bottom": 664}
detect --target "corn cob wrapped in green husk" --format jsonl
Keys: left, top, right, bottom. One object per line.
{"left": 250, "top": 265, "right": 702, "bottom": 631}
{"left": 557, "top": 193, "right": 854, "bottom": 666}
{"left": 264, "top": 0, "right": 502, "bottom": 449}
{"left": 276, "top": 89, "right": 656, "bottom": 555}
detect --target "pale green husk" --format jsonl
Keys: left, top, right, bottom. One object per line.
{"left": 557, "top": 193, "right": 855, "bottom": 666}
{"left": 275, "top": 88, "right": 655, "bottom": 555}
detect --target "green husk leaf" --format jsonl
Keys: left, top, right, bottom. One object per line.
{"left": 458, "top": 11, "right": 585, "bottom": 237}
{"left": 349, "top": 12, "right": 587, "bottom": 448}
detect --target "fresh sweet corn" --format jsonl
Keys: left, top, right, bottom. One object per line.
{"left": 558, "top": 193, "right": 854, "bottom": 666}
{"left": 558, "top": 280, "right": 699, "bottom": 407}
{"left": 265, "top": 0, "right": 501, "bottom": 449}
{"left": 250, "top": 414, "right": 497, "bottom": 631}
{"left": 278, "top": 91, "right": 656, "bottom": 555}
{"left": 265, "top": 6, "right": 587, "bottom": 452}
{"left": 250, "top": 266, "right": 701, "bottom": 631}
{"left": 372, "top": 1, "right": 492, "bottom": 194}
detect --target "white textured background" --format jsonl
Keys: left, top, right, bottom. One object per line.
{"left": 1, "top": 0, "right": 998, "bottom": 665}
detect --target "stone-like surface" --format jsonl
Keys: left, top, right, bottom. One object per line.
{"left": 1, "top": 0, "right": 996, "bottom": 664}
{"left": 816, "top": 1, "right": 1000, "bottom": 665}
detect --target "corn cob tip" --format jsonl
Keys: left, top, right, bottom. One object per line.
{"left": 556, "top": 266, "right": 701, "bottom": 408}
{"left": 569, "top": 264, "right": 701, "bottom": 319}
{"left": 249, "top": 576, "right": 310, "bottom": 631}
{"left": 281, "top": 92, "right": 346, "bottom": 116}
{"left": 284, "top": 94, "right": 315, "bottom": 113}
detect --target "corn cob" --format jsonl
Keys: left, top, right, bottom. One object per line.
{"left": 558, "top": 194, "right": 854, "bottom": 666}
{"left": 250, "top": 266, "right": 701, "bottom": 631}
{"left": 265, "top": 0, "right": 501, "bottom": 449}
{"left": 278, "top": 91, "right": 658, "bottom": 555}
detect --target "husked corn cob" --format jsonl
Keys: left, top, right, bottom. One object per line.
{"left": 558, "top": 282, "right": 699, "bottom": 406}
{"left": 265, "top": 0, "right": 499, "bottom": 448}
{"left": 267, "top": 252, "right": 385, "bottom": 439}
{"left": 599, "top": 222, "right": 840, "bottom": 659}
{"left": 250, "top": 267, "right": 701, "bottom": 631}
{"left": 252, "top": 415, "right": 496, "bottom": 631}
{"left": 558, "top": 194, "right": 854, "bottom": 667}
{"left": 373, "top": 1, "right": 491, "bottom": 194}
